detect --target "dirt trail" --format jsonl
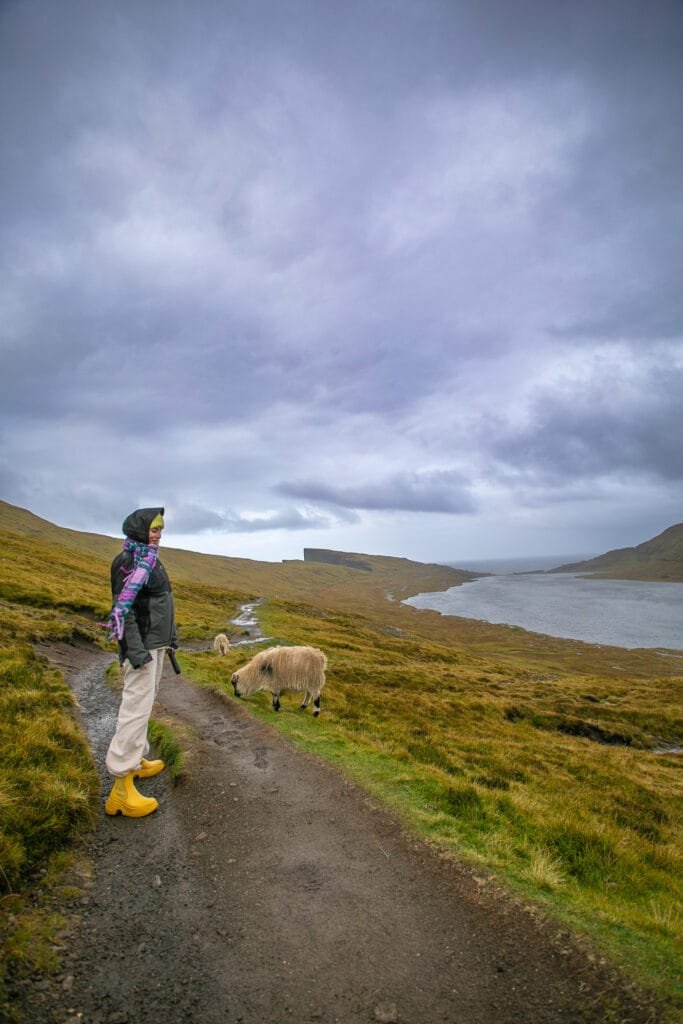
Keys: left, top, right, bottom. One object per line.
{"left": 11, "top": 626, "right": 661, "bottom": 1024}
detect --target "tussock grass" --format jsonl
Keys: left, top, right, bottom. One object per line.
{"left": 0, "top": 645, "right": 99, "bottom": 891}
{"left": 0, "top": 894, "right": 69, "bottom": 1018}
{"left": 0, "top": 506, "right": 681, "bottom": 1015}
{"left": 0, "top": 526, "right": 255, "bottom": 890}
{"left": 0, "top": 851, "right": 94, "bottom": 1019}
{"left": 0, "top": 525, "right": 254, "bottom": 1017}
{"left": 147, "top": 718, "right": 186, "bottom": 780}
{"left": 0, "top": 639, "right": 99, "bottom": 1017}
{"left": 181, "top": 596, "right": 683, "bottom": 1006}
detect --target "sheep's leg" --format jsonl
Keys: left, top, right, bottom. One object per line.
{"left": 272, "top": 693, "right": 281, "bottom": 712}
{"left": 300, "top": 690, "right": 311, "bottom": 709}
{"left": 313, "top": 694, "right": 321, "bottom": 717}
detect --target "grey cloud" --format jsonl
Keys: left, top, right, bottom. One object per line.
{"left": 167, "top": 505, "right": 228, "bottom": 534}
{"left": 0, "top": 452, "right": 349, "bottom": 538}
{"left": 0, "top": 457, "right": 41, "bottom": 519}
{"left": 491, "top": 361, "right": 683, "bottom": 485}
{"left": 553, "top": 282, "right": 683, "bottom": 344}
{"left": 277, "top": 470, "right": 476, "bottom": 514}
{"left": 169, "top": 503, "right": 350, "bottom": 534}
{"left": 0, "top": 457, "right": 135, "bottom": 538}
{"left": 1, "top": 1, "right": 682, "bottom": 562}
{"left": 217, "top": 507, "right": 347, "bottom": 534}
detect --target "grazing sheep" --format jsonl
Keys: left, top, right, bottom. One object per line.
{"left": 231, "top": 645, "right": 327, "bottom": 715}
{"left": 213, "top": 633, "right": 230, "bottom": 655}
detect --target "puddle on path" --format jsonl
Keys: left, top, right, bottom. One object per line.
{"left": 70, "top": 658, "right": 120, "bottom": 774}
{"left": 34, "top": 643, "right": 119, "bottom": 798}
{"left": 36, "top": 596, "right": 272, "bottom": 784}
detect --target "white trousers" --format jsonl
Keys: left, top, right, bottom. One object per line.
{"left": 105, "top": 647, "right": 166, "bottom": 777}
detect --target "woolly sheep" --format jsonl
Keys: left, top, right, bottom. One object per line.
{"left": 213, "top": 633, "right": 230, "bottom": 655}
{"left": 231, "top": 645, "right": 327, "bottom": 715}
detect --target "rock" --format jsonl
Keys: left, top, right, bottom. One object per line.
{"left": 374, "top": 1003, "right": 399, "bottom": 1023}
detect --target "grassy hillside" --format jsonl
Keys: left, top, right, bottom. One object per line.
{"left": 0, "top": 500, "right": 474, "bottom": 601}
{"left": 0, "top": 522, "right": 258, "bottom": 1015}
{"left": 184, "top": 597, "right": 682, "bottom": 1010}
{"left": 0, "top": 500, "right": 121, "bottom": 562}
{"left": 553, "top": 523, "right": 683, "bottom": 582}
{"left": 0, "top": 501, "right": 681, "bottom": 1018}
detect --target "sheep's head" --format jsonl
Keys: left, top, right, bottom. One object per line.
{"left": 231, "top": 658, "right": 272, "bottom": 698}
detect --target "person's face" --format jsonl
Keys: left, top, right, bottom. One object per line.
{"left": 148, "top": 525, "right": 163, "bottom": 546}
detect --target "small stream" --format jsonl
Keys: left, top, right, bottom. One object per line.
{"left": 229, "top": 600, "right": 273, "bottom": 646}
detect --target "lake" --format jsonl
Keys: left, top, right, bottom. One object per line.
{"left": 403, "top": 559, "right": 683, "bottom": 651}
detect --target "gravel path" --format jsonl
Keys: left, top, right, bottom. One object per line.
{"left": 10, "top": 627, "right": 662, "bottom": 1024}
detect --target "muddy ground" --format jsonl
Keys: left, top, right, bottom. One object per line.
{"left": 7, "top": 619, "right": 665, "bottom": 1024}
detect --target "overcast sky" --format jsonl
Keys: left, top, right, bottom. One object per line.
{"left": 2, "top": 0, "right": 682, "bottom": 564}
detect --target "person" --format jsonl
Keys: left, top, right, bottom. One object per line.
{"left": 102, "top": 507, "right": 178, "bottom": 818}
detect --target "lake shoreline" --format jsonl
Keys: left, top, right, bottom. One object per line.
{"left": 403, "top": 570, "right": 683, "bottom": 653}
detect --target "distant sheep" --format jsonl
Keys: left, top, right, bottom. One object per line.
{"left": 213, "top": 633, "right": 230, "bottom": 655}
{"left": 231, "top": 645, "right": 327, "bottom": 715}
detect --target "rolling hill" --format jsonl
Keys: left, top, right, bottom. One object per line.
{"left": 552, "top": 523, "right": 683, "bottom": 582}
{"left": 1, "top": 498, "right": 682, "bottom": 1014}
{"left": 0, "top": 499, "right": 476, "bottom": 611}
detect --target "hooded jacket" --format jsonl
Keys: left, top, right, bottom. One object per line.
{"left": 110, "top": 507, "right": 178, "bottom": 667}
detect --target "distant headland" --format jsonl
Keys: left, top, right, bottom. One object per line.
{"left": 549, "top": 523, "right": 683, "bottom": 582}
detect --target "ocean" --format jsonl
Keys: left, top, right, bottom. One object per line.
{"left": 448, "top": 554, "right": 597, "bottom": 575}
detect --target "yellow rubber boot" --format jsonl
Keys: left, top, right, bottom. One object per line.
{"left": 134, "top": 757, "right": 165, "bottom": 779}
{"left": 105, "top": 773, "right": 158, "bottom": 817}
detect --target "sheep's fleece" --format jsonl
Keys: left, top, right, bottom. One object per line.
{"left": 213, "top": 633, "right": 230, "bottom": 654}
{"left": 231, "top": 645, "right": 327, "bottom": 714}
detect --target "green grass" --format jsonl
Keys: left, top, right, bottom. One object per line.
{"left": 0, "top": 511, "right": 681, "bottom": 1020}
{"left": 147, "top": 719, "right": 186, "bottom": 780}
{"left": 0, "top": 644, "right": 99, "bottom": 892}
{"left": 0, "top": 641, "right": 99, "bottom": 1021}
{"left": 179, "top": 596, "right": 683, "bottom": 1010}
{"left": 0, "top": 526, "right": 254, "bottom": 1019}
{"left": 0, "top": 526, "right": 252, "bottom": 887}
{"left": 0, "top": 850, "right": 94, "bottom": 1022}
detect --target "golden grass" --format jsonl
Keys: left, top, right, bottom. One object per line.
{"left": 0, "top": 510, "right": 681, "bottom": 1014}
{"left": 0, "top": 645, "right": 99, "bottom": 886}
{"left": 178, "top": 596, "right": 683, "bottom": 1005}
{"left": 0, "top": 526, "right": 255, "bottom": 1015}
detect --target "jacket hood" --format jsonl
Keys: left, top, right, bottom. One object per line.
{"left": 122, "top": 507, "right": 165, "bottom": 543}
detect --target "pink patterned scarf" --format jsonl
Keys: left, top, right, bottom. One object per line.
{"left": 103, "top": 538, "right": 158, "bottom": 641}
